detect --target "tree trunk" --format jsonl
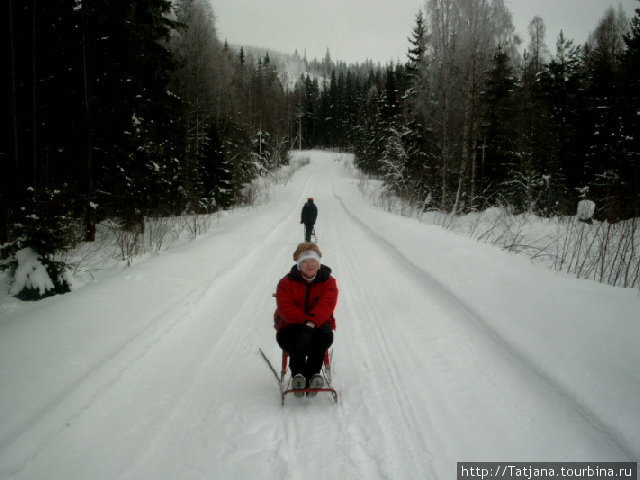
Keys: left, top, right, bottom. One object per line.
{"left": 81, "top": 6, "right": 96, "bottom": 242}
{"left": 9, "top": 0, "right": 19, "bottom": 174}
{"left": 470, "top": 136, "right": 478, "bottom": 208}
{"left": 31, "top": 0, "right": 38, "bottom": 192}
{"left": 4, "top": 0, "right": 19, "bottom": 246}
{"left": 441, "top": 89, "right": 450, "bottom": 211}
{"left": 0, "top": 197, "right": 8, "bottom": 251}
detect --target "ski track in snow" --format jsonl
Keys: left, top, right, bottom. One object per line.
{"left": 0, "top": 151, "right": 637, "bottom": 480}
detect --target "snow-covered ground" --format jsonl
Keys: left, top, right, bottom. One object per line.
{"left": 0, "top": 151, "right": 638, "bottom": 479}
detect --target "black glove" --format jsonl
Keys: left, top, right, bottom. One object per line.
{"left": 321, "top": 323, "right": 333, "bottom": 334}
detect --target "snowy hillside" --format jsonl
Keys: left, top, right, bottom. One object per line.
{"left": 0, "top": 151, "right": 638, "bottom": 479}
{"left": 226, "top": 44, "right": 325, "bottom": 91}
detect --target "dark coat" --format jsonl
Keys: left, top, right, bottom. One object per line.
{"left": 274, "top": 264, "right": 338, "bottom": 331}
{"left": 301, "top": 200, "right": 318, "bottom": 225}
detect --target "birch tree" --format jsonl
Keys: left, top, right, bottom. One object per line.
{"left": 527, "top": 16, "right": 549, "bottom": 74}
{"left": 425, "top": 0, "right": 516, "bottom": 212}
{"left": 425, "top": 0, "right": 458, "bottom": 210}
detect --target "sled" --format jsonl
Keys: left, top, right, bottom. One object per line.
{"left": 303, "top": 225, "right": 318, "bottom": 243}
{"left": 260, "top": 348, "right": 338, "bottom": 405}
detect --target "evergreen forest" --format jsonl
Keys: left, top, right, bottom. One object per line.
{"left": 3, "top": 0, "right": 640, "bottom": 297}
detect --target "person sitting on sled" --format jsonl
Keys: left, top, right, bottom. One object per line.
{"left": 273, "top": 242, "right": 338, "bottom": 396}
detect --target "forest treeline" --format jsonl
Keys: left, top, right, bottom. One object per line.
{"left": 2, "top": 0, "right": 640, "bottom": 297}
{"left": 298, "top": 1, "right": 640, "bottom": 223}
{"left": 3, "top": 0, "right": 292, "bottom": 293}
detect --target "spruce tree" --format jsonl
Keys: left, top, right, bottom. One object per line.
{"left": 3, "top": 0, "right": 82, "bottom": 296}
{"left": 583, "top": 7, "right": 629, "bottom": 220}
{"left": 539, "top": 31, "right": 586, "bottom": 214}
{"left": 479, "top": 47, "right": 519, "bottom": 208}
{"left": 620, "top": 2, "right": 640, "bottom": 217}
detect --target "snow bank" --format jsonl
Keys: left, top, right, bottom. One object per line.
{"left": 9, "top": 248, "right": 55, "bottom": 296}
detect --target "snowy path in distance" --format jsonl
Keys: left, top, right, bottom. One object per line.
{"left": 0, "top": 151, "right": 637, "bottom": 479}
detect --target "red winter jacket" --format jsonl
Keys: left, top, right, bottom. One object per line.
{"left": 274, "top": 264, "right": 338, "bottom": 331}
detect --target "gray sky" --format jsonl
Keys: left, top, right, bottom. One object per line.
{"left": 209, "top": 0, "right": 639, "bottom": 64}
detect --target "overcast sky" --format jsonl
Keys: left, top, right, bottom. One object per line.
{"left": 209, "top": 0, "right": 639, "bottom": 64}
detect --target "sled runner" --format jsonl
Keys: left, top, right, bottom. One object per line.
{"left": 260, "top": 348, "right": 338, "bottom": 405}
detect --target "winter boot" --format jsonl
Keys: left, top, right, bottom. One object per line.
{"left": 292, "top": 374, "right": 306, "bottom": 398}
{"left": 306, "top": 374, "right": 324, "bottom": 398}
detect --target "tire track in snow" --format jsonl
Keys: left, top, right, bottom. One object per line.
{"left": 115, "top": 159, "right": 339, "bottom": 479}
{"left": 114, "top": 192, "right": 310, "bottom": 479}
{"left": 331, "top": 184, "right": 637, "bottom": 461}
{"left": 279, "top": 169, "right": 438, "bottom": 478}
{"left": 0, "top": 187, "right": 307, "bottom": 478}
{"left": 333, "top": 227, "right": 437, "bottom": 479}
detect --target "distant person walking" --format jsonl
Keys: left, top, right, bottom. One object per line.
{"left": 300, "top": 198, "right": 317, "bottom": 242}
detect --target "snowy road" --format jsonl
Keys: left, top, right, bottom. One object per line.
{"left": 1, "top": 151, "right": 638, "bottom": 479}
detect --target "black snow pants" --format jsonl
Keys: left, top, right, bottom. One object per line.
{"left": 276, "top": 324, "right": 333, "bottom": 379}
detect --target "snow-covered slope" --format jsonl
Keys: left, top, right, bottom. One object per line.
{"left": 0, "top": 151, "right": 638, "bottom": 479}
